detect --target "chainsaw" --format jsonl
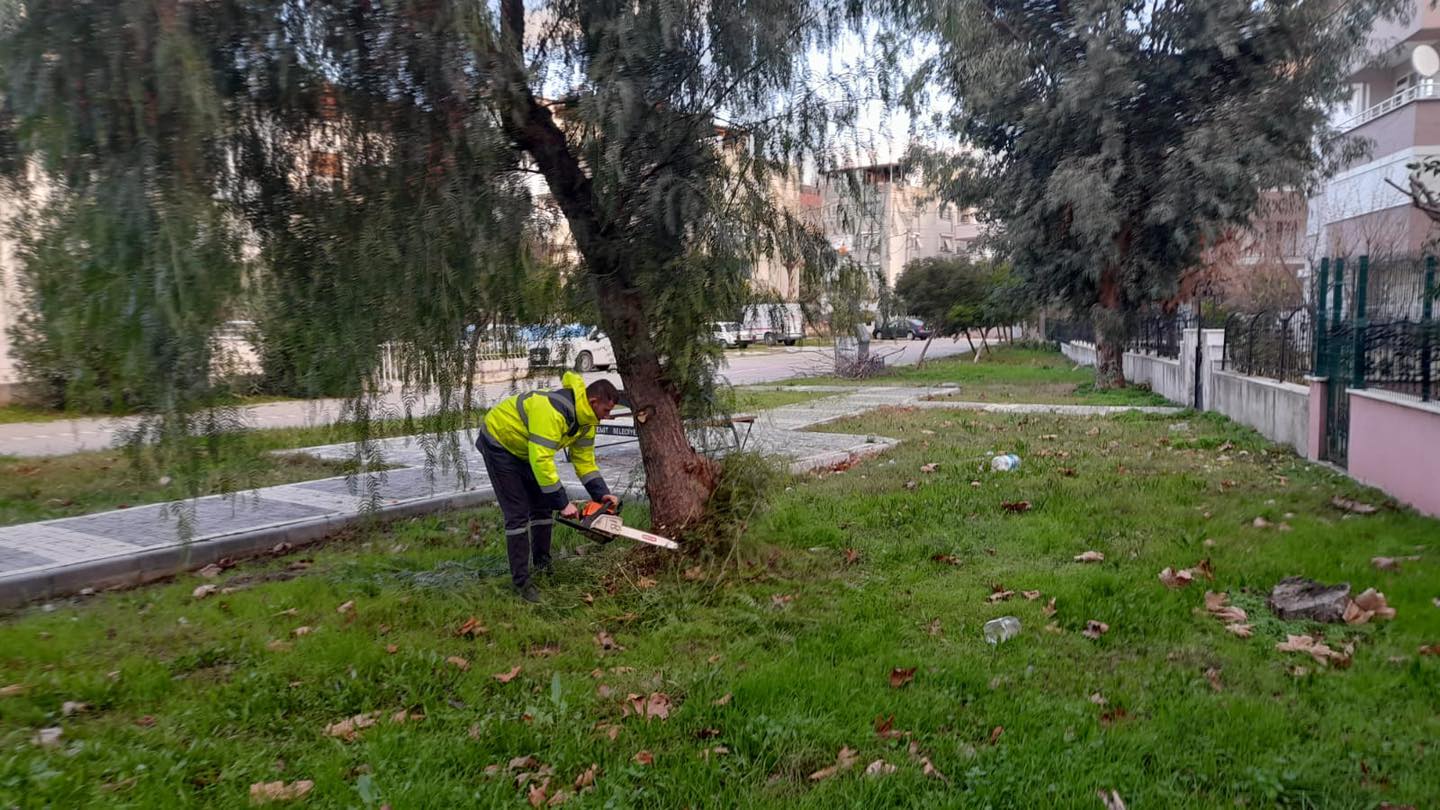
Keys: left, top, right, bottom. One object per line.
{"left": 555, "top": 499, "right": 680, "bottom": 551}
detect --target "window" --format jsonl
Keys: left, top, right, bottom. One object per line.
{"left": 938, "top": 206, "right": 952, "bottom": 221}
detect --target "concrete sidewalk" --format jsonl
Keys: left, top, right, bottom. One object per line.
{"left": 0, "top": 383, "right": 1179, "bottom": 607}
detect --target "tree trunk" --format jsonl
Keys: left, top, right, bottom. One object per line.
{"left": 916, "top": 333, "right": 935, "bottom": 368}
{"left": 1094, "top": 266, "right": 1128, "bottom": 389}
{"left": 482, "top": 4, "right": 717, "bottom": 530}
{"left": 963, "top": 329, "right": 976, "bottom": 356}
{"left": 974, "top": 328, "right": 990, "bottom": 363}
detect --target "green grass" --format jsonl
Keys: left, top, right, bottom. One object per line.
{"left": 3, "top": 407, "right": 1437, "bottom": 807}
{"left": 730, "top": 388, "right": 835, "bottom": 412}
{"left": 0, "top": 413, "right": 484, "bottom": 527}
{"left": 0, "top": 405, "right": 78, "bottom": 425}
{"left": 781, "top": 346, "right": 1171, "bottom": 406}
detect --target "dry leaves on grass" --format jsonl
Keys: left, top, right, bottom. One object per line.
{"left": 291, "top": 626, "right": 314, "bottom": 637}
{"left": 771, "top": 594, "right": 795, "bottom": 608}
{"left": 1205, "top": 667, "right": 1224, "bottom": 692}
{"left": 809, "top": 746, "right": 860, "bottom": 781}
{"left": 336, "top": 600, "right": 355, "bottom": 615}
{"left": 249, "top": 780, "right": 314, "bottom": 804}
{"left": 595, "top": 631, "right": 625, "bottom": 652}
{"left": 1042, "top": 598, "right": 1057, "bottom": 617}
{"left": 0, "top": 684, "right": 27, "bottom": 697}
{"left": 197, "top": 563, "right": 224, "bottom": 579}
{"left": 931, "top": 553, "right": 962, "bottom": 566}
{"left": 324, "top": 712, "right": 379, "bottom": 741}
{"left": 621, "top": 692, "right": 673, "bottom": 721}
{"left": 986, "top": 586, "right": 1016, "bottom": 604}
{"left": 1194, "top": 558, "right": 1215, "bottom": 581}
{"left": 874, "top": 714, "right": 908, "bottom": 740}
{"left": 889, "top": 667, "right": 916, "bottom": 688}
{"left": 864, "top": 759, "right": 897, "bottom": 777}
{"left": 843, "top": 548, "right": 861, "bottom": 565}
{"left": 1201, "top": 591, "right": 1251, "bottom": 637}
{"left": 1158, "top": 567, "right": 1195, "bottom": 589}
{"left": 1332, "top": 496, "right": 1378, "bottom": 515}
{"left": 904, "top": 479, "right": 919, "bottom": 491}
{"left": 632, "top": 751, "right": 654, "bottom": 766}
{"left": 712, "top": 693, "right": 732, "bottom": 707}
{"left": 1074, "top": 551, "right": 1105, "bottom": 563}
{"left": 32, "top": 727, "right": 62, "bottom": 748}
{"left": 1097, "top": 789, "right": 1128, "bottom": 810}
{"left": 1276, "top": 634, "right": 1353, "bottom": 666}
{"left": 634, "top": 577, "right": 658, "bottom": 590}
{"left": 907, "top": 741, "right": 950, "bottom": 782}
{"left": 574, "top": 764, "right": 600, "bottom": 790}
{"left": 1344, "top": 588, "right": 1397, "bottom": 624}
{"left": 920, "top": 463, "right": 939, "bottom": 473}
{"left": 1082, "top": 620, "right": 1109, "bottom": 640}
{"left": 444, "top": 656, "right": 470, "bottom": 672}
{"left": 1372, "top": 556, "right": 1421, "bottom": 571}
{"left": 594, "top": 722, "right": 621, "bottom": 741}
{"left": 1021, "top": 590, "right": 1041, "bottom": 601}
{"left": 1000, "top": 500, "right": 1032, "bottom": 514}
{"left": 494, "top": 666, "right": 523, "bottom": 683}
{"left": 683, "top": 565, "right": 705, "bottom": 581}
{"left": 192, "top": 584, "right": 218, "bottom": 600}
{"left": 456, "top": 616, "right": 487, "bottom": 638}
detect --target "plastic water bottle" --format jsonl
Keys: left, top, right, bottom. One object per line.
{"left": 990, "top": 454, "right": 1022, "bottom": 472}
{"left": 984, "top": 616, "right": 1021, "bottom": 644}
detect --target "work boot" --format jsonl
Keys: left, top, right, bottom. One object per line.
{"left": 516, "top": 583, "right": 541, "bottom": 604}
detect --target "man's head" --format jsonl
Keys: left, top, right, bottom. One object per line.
{"left": 586, "top": 379, "right": 622, "bottom": 421}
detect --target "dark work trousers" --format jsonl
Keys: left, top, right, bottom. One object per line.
{"left": 477, "top": 430, "right": 556, "bottom": 588}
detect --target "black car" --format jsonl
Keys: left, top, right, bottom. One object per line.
{"left": 873, "top": 317, "right": 930, "bottom": 340}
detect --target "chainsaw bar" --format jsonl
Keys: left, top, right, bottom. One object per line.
{"left": 556, "top": 503, "right": 680, "bottom": 551}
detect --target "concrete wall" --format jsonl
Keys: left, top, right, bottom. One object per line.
{"left": 1123, "top": 353, "right": 1185, "bottom": 402}
{"left": 1347, "top": 389, "right": 1440, "bottom": 517}
{"left": 1210, "top": 370, "right": 1312, "bottom": 458}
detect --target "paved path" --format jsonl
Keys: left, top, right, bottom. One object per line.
{"left": 0, "top": 338, "right": 976, "bottom": 457}
{"left": 0, "top": 382, "right": 1177, "bottom": 607}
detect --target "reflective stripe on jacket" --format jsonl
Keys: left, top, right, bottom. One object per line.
{"left": 483, "top": 371, "right": 609, "bottom": 504}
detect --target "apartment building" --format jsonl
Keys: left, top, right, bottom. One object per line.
{"left": 1308, "top": 4, "right": 1440, "bottom": 257}
{"left": 819, "top": 162, "right": 981, "bottom": 292}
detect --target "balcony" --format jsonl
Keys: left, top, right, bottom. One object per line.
{"left": 1339, "top": 81, "right": 1440, "bottom": 132}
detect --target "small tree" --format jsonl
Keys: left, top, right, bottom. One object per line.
{"left": 895, "top": 255, "right": 996, "bottom": 365}
{"left": 895, "top": 0, "right": 1405, "bottom": 387}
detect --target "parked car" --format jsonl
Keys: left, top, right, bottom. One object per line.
{"left": 524, "top": 323, "right": 616, "bottom": 371}
{"left": 711, "top": 321, "right": 751, "bottom": 349}
{"left": 741, "top": 303, "right": 804, "bottom": 346}
{"left": 873, "top": 317, "right": 930, "bottom": 340}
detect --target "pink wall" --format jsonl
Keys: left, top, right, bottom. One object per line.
{"left": 1347, "top": 389, "right": 1440, "bottom": 517}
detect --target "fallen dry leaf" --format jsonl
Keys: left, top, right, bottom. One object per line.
{"left": 1224, "top": 624, "right": 1254, "bottom": 638}
{"left": 1252, "top": 516, "right": 1272, "bottom": 528}
{"left": 622, "top": 692, "right": 673, "bottom": 721}
{"left": 192, "top": 584, "right": 218, "bottom": 600}
{"left": 1158, "top": 567, "right": 1194, "bottom": 589}
{"left": 594, "top": 722, "right": 621, "bottom": 741}
{"left": 1419, "top": 644, "right": 1440, "bottom": 656}
{"left": 1097, "top": 788, "right": 1127, "bottom": 810}
{"left": 198, "top": 564, "right": 223, "bottom": 579}
{"left": 1353, "top": 588, "right": 1397, "bottom": 621}
{"left": 1332, "top": 496, "right": 1378, "bottom": 515}
{"left": 931, "top": 553, "right": 962, "bottom": 566}
{"left": 864, "top": 759, "right": 897, "bottom": 777}
{"left": 493, "top": 665, "right": 522, "bottom": 683}
{"left": 889, "top": 667, "right": 917, "bottom": 688}
{"left": 440, "top": 655, "right": 469, "bottom": 672}
{"left": 1275, "top": 634, "right": 1351, "bottom": 666}
{"left": 986, "top": 588, "right": 1016, "bottom": 604}
{"left": 683, "top": 565, "right": 705, "bottom": 581}
{"left": 919, "top": 756, "right": 948, "bottom": 782}
{"left": 582, "top": 593, "right": 595, "bottom": 606}
{"left": 1021, "top": 590, "right": 1041, "bottom": 601}
{"left": 843, "top": 548, "right": 861, "bottom": 565}
{"left": 61, "top": 700, "right": 89, "bottom": 716}
{"left": 1074, "top": 551, "right": 1105, "bottom": 563}
{"left": 595, "top": 631, "right": 625, "bottom": 652}
{"left": 508, "top": 755, "right": 541, "bottom": 771}
{"left": 546, "top": 789, "right": 571, "bottom": 806}
{"left": 385, "top": 644, "right": 398, "bottom": 655}
{"left": 134, "top": 715, "right": 156, "bottom": 727}
{"left": 771, "top": 593, "right": 795, "bottom": 608}
{"left": 635, "top": 577, "right": 658, "bottom": 590}
{"left": 925, "top": 617, "right": 943, "bottom": 636}
{"left": 1042, "top": 597, "right": 1057, "bottom": 617}
{"left": 809, "top": 746, "right": 860, "bottom": 781}
{"left": 1, "top": 684, "right": 28, "bottom": 697}
{"left": 324, "top": 712, "right": 378, "bottom": 741}
{"left": 291, "top": 626, "right": 313, "bottom": 637}
{"left": 574, "top": 764, "right": 599, "bottom": 789}
{"left": 920, "top": 463, "right": 939, "bottom": 473}
{"left": 988, "top": 725, "right": 1004, "bottom": 745}
{"left": 336, "top": 600, "right": 355, "bottom": 615}
{"left": 1000, "top": 500, "right": 1032, "bottom": 514}
{"left": 874, "top": 714, "right": 906, "bottom": 740}
{"left": 700, "top": 745, "right": 730, "bottom": 761}
{"left": 456, "top": 616, "right": 487, "bottom": 637}
{"left": 904, "top": 479, "right": 919, "bottom": 491}
{"left": 632, "top": 750, "right": 654, "bottom": 766}
{"left": 527, "top": 782, "right": 548, "bottom": 808}
{"left": 32, "top": 727, "right": 62, "bottom": 748}
{"left": 712, "top": 693, "right": 732, "bottom": 707}
{"left": 1082, "top": 620, "right": 1109, "bottom": 640}
{"left": 1194, "top": 558, "right": 1215, "bottom": 581}
{"left": 1204, "top": 667, "right": 1223, "bottom": 692}
{"left": 1370, "top": 556, "right": 1421, "bottom": 571}
{"left": 249, "top": 779, "right": 314, "bottom": 804}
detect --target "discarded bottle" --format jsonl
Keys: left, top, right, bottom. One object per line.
{"left": 983, "top": 616, "right": 1021, "bottom": 644}
{"left": 990, "top": 454, "right": 1022, "bottom": 472}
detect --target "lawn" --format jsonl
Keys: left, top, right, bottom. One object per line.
{"left": 2, "top": 405, "right": 1437, "bottom": 807}
{"left": 780, "top": 345, "right": 1171, "bottom": 406}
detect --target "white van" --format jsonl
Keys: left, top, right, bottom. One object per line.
{"left": 741, "top": 303, "right": 805, "bottom": 346}
{"left": 525, "top": 324, "right": 616, "bottom": 372}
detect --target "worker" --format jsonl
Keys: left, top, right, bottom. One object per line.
{"left": 476, "top": 371, "right": 622, "bottom": 602}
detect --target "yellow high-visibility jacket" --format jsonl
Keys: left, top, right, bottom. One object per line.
{"left": 483, "top": 371, "right": 609, "bottom": 505}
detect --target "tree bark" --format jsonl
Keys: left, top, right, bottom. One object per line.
{"left": 481, "top": 1, "right": 717, "bottom": 529}
{"left": 1094, "top": 266, "right": 1128, "bottom": 389}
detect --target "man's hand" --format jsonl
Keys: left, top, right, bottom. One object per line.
{"left": 560, "top": 502, "right": 579, "bottom": 519}
{"left": 601, "top": 494, "right": 620, "bottom": 511}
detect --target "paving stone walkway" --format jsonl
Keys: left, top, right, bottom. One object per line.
{"left": 0, "top": 387, "right": 1179, "bottom": 606}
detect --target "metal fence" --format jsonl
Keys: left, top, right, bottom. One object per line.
{"left": 1128, "top": 313, "right": 1185, "bottom": 359}
{"left": 1312, "top": 255, "right": 1437, "bottom": 403}
{"left": 1360, "top": 319, "right": 1438, "bottom": 401}
{"left": 1220, "top": 308, "right": 1313, "bottom": 385}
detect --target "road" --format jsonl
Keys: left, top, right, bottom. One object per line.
{"left": 0, "top": 337, "right": 979, "bottom": 457}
